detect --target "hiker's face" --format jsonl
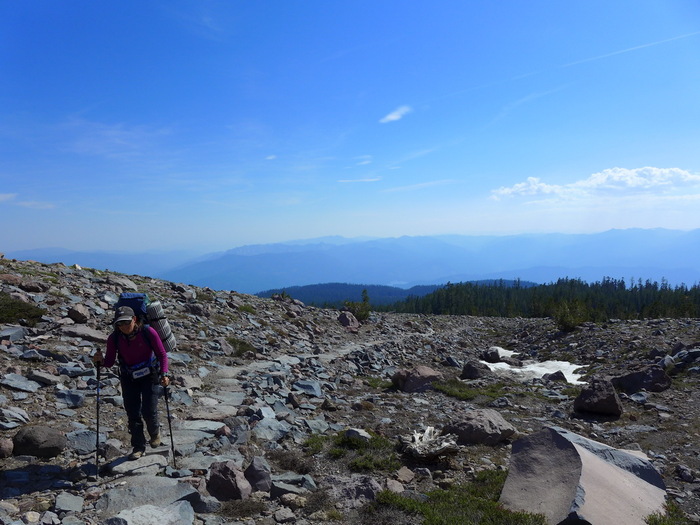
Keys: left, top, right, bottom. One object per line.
{"left": 117, "top": 317, "right": 137, "bottom": 334}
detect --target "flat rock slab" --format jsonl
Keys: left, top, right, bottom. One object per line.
{"left": 188, "top": 405, "right": 240, "bottom": 421}
{"left": 171, "top": 429, "right": 211, "bottom": 445}
{"left": 109, "top": 454, "right": 168, "bottom": 476}
{"left": 500, "top": 426, "right": 666, "bottom": 525}
{"left": 105, "top": 501, "right": 195, "bottom": 525}
{"left": 178, "top": 452, "right": 245, "bottom": 472}
{"left": 175, "top": 420, "right": 228, "bottom": 434}
{"left": 95, "top": 475, "right": 198, "bottom": 517}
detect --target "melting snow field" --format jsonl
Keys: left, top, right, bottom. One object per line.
{"left": 483, "top": 346, "right": 587, "bottom": 385}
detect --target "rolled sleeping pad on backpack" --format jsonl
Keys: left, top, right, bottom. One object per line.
{"left": 160, "top": 332, "right": 177, "bottom": 354}
{"left": 146, "top": 300, "right": 177, "bottom": 353}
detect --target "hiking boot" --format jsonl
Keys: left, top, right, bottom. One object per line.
{"left": 149, "top": 433, "right": 161, "bottom": 448}
{"left": 129, "top": 449, "right": 144, "bottom": 460}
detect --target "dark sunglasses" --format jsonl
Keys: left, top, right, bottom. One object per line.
{"left": 116, "top": 319, "right": 133, "bottom": 326}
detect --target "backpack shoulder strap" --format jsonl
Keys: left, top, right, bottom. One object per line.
{"left": 141, "top": 324, "right": 155, "bottom": 351}
{"left": 109, "top": 330, "right": 118, "bottom": 350}
{"left": 110, "top": 330, "right": 124, "bottom": 366}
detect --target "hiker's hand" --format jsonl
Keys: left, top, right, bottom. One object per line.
{"left": 160, "top": 375, "right": 170, "bottom": 387}
{"left": 92, "top": 350, "right": 104, "bottom": 366}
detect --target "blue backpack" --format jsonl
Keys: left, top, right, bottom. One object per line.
{"left": 115, "top": 292, "right": 151, "bottom": 323}
{"left": 113, "top": 292, "right": 177, "bottom": 353}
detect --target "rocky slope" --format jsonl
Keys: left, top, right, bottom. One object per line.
{"left": 0, "top": 256, "right": 699, "bottom": 524}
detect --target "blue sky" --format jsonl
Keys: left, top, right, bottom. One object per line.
{"left": 2, "top": 1, "right": 700, "bottom": 252}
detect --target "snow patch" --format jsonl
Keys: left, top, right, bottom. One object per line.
{"left": 483, "top": 346, "right": 587, "bottom": 385}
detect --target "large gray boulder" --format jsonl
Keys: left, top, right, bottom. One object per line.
{"left": 500, "top": 426, "right": 666, "bottom": 525}
{"left": 104, "top": 501, "right": 195, "bottom": 525}
{"left": 391, "top": 365, "right": 444, "bottom": 393}
{"left": 60, "top": 324, "right": 109, "bottom": 343}
{"left": 338, "top": 311, "right": 360, "bottom": 330}
{"left": 207, "top": 460, "right": 252, "bottom": 501}
{"left": 244, "top": 456, "right": 272, "bottom": 492}
{"left": 95, "top": 475, "right": 199, "bottom": 516}
{"left": 67, "top": 304, "right": 90, "bottom": 324}
{"left": 443, "top": 408, "right": 516, "bottom": 445}
{"left": 13, "top": 425, "right": 67, "bottom": 458}
{"left": 460, "top": 359, "right": 492, "bottom": 380}
{"left": 611, "top": 365, "right": 671, "bottom": 393}
{"left": 481, "top": 347, "right": 501, "bottom": 363}
{"left": 573, "top": 378, "right": 623, "bottom": 416}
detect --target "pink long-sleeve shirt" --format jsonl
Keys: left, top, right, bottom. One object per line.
{"left": 105, "top": 326, "right": 169, "bottom": 374}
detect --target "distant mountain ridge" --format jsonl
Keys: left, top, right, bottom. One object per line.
{"left": 159, "top": 228, "right": 700, "bottom": 293}
{"left": 6, "top": 229, "right": 700, "bottom": 294}
{"left": 256, "top": 280, "right": 536, "bottom": 307}
{"left": 2, "top": 247, "right": 200, "bottom": 278}
{"left": 256, "top": 283, "right": 443, "bottom": 306}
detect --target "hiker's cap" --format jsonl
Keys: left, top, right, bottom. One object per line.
{"left": 114, "top": 306, "right": 135, "bottom": 324}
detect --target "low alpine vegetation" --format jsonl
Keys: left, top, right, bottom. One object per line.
{"left": 218, "top": 499, "right": 266, "bottom": 519}
{"left": 225, "top": 336, "right": 257, "bottom": 357}
{"left": 303, "top": 430, "right": 401, "bottom": 473}
{"left": 645, "top": 501, "right": 694, "bottom": 524}
{"left": 363, "top": 470, "right": 546, "bottom": 525}
{"left": 0, "top": 292, "right": 46, "bottom": 327}
{"left": 434, "top": 378, "right": 509, "bottom": 403}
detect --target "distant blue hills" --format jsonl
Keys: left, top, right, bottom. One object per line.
{"left": 1, "top": 247, "right": 200, "bottom": 279}
{"left": 256, "top": 280, "right": 536, "bottom": 307}
{"left": 5, "top": 228, "right": 700, "bottom": 295}
{"left": 256, "top": 283, "right": 443, "bottom": 306}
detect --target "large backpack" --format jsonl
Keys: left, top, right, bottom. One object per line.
{"left": 114, "top": 292, "right": 177, "bottom": 353}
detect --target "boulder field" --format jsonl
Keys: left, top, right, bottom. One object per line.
{"left": 1, "top": 257, "right": 699, "bottom": 524}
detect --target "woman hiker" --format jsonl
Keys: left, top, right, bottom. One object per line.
{"left": 92, "top": 305, "right": 170, "bottom": 460}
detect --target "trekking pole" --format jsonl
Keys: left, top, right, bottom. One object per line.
{"left": 163, "top": 384, "right": 177, "bottom": 469}
{"left": 95, "top": 364, "right": 101, "bottom": 480}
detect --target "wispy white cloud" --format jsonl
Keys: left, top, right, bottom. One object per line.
{"left": 18, "top": 200, "right": 55, "bottom": 210}
{"left": 562, "top": 31, "right": 700, "bottom": 68}
{"left": 355, "top": 155, "right": 373, "bottom": 166}
{"left": 392, "top": 146, "right": 441, "bottom": 166}
{"left": 0, "top": 193, "right": 54, "bottom": 210}
{"left": 492, "top": 87, "right": 565, "bottom": 124}
{"left": 491, "top": 167, "right": 700, "bottom": 201}
{"left": 338, "top": 177, "right": 381, "bottom": 183}
{"left": 266, "top": 155, "right": 277, "bottom": 160}
{"left": 384, "top": 179, "right": 456, "bottom": 193}
{"left": 60, "top": 118, "right": 172, "bottom": 160}
{"left": 163, "top": 4, "right": 230, "bottom": 42}
{"left": 380, "top": 105, "right": 412, "bottom": 123}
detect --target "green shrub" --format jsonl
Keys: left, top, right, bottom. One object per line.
{"left": 225, "top": 336, "right": 257, "bottom": 357}
{"left": 367, "top": 470, "right": 546, "bottom": 525}
{"left": 333, "top": 432, "right": 400, "bottom": 472}
{"left": 365, "top": 377, "right": 394, "bottom": 390}
{"left": 325, "top": 509, "right": 344, "bottom": 521}
{"left": 560, "top": 386, "right": 582, "bottom": 398}
{"left": 197, "top": 290, "right": 215, "bottom": 302}
{"left": 306, "top": 431, "right": 400, "bottom": 473}
{"left": 302, "top": 434, "right": 329, "bottom": 455}
{"left": 239, "top": 304, "right": 256, "bottom": 314}
{"left": 0, "top": 292, "right": 46, "bottom": 327}
{"left": 348, "top": 452, "right": 400, "bottom": 472}
{"left": 434, "top": 378, "right": 508, "bottom": 402}
{"left": 344, "top": 288, "right": 371, "bottom": 322}
{"left": 645, "top": 501, "right": 693, "bottom": 524}
{"left": 218, "top": 499, "right": 266, "bottom": 518}
{"left": 266, "top": 448, "right": 312, "bottom": 474}
{"left": 303, "top": 489, "right": 341, "bottom": 518}
{"left": 553, "top": 300, "right": 587, "bottom": 332}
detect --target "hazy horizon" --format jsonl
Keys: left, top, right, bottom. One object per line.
{"left": 5, "top": 226, "right": 698, "bottom": 257}
{"left": 3, "top": 2, "right": 700, "bottom": 252}
{"left": 7, "top": 228, "right": 699, "bottom": 294}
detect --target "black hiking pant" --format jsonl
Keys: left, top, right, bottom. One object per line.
{"left": 120, "top": 372, "right": 160, "bottom": 451}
